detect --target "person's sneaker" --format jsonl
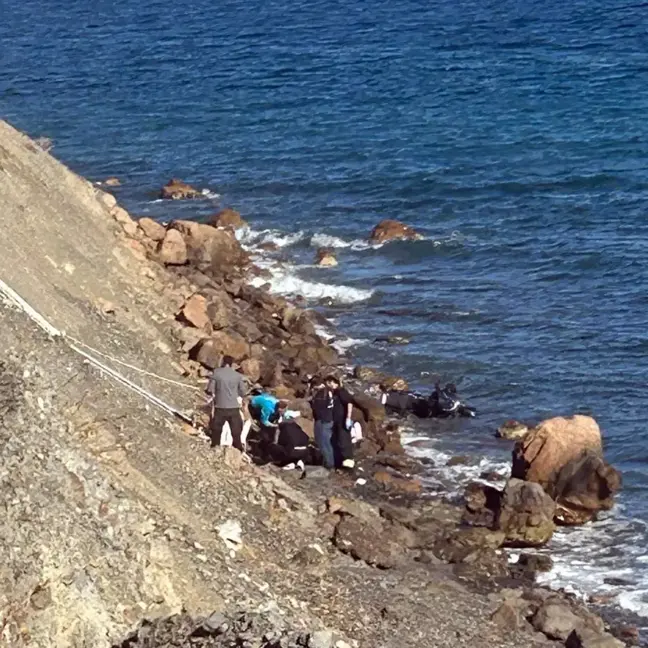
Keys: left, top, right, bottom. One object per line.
{"left": 282, "top": 462, "right": 296, "bottom": 471}
{"left": 296, "top": 459, "right": 305, "bottom": 473}
{"left": 341, "top": 459, "right": 355, "bottom": 471}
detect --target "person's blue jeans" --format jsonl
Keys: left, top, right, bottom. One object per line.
{"left": 314, "top": 420, "right": 335, "bottom": 468}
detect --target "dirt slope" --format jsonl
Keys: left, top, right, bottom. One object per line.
{"left": 0, "top": 120, "right": 554, "bottom": 648}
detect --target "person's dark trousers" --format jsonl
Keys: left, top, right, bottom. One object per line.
{"left": 333, "top": 422, "right": 354, "bottom": 467}
{"left": 314, "top": 420, "right": 335, "bottom": 468}
{"left": 269, "top": 444, "right": 313, "bottom": 467}
{"left": 209, "top": 407, "right": 244, "bottom": 450}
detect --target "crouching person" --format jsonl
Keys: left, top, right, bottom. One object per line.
{"left": 268, "top": 418, "right": 315, "bottom": 472}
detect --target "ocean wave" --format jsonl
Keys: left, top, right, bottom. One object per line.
{"left": 309, "top": 232, "right": 375, "bottom": 251}
{"left": 239, "top": 227, "right": 306, "bottom": 249}
{"left": 249, "top": 265, "right": 374, "bottom": 305}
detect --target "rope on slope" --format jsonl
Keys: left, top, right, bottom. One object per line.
{"left": 0, "top": 278, "right": 195, "bottom": 424}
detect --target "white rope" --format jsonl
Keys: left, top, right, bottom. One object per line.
{"left": 0, "top": 278, "right": 194, "bottom": 424}
{"left": 65, "top": 334, "right": 201, "bottom": 391}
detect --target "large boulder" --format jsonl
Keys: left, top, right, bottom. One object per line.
{"left": 498, "top": 479, "right": 556, "bottom": 547}
{"left": 177, "top": 294, "right": 211, "bottom": 332}
{"left": 137, "top": 217, "right": 167, "bottom": 242}
{"left": 333, "top": 516, "right": 404, "bottom": 569}
{"left": 170, "top": 220, "right": 248, "bottom": 274}
{"left": 553, "top": 450, "right": 622, "bottom": 525}
{"left": 512, "top": 415, "right": 603, "bottom": 491}
{"left": 369, "top": 219, "right": 422, "bottom": 244}
{"left": 190, "top": 331, "right": 250, "bottom": 368}
{"left": 160, "top": 178, "right": 201, "bottom": 200}
{"left": 512, "top": 415, "right": 620, "bottom": 524}
{"left": 209, "top": 208, "right": 248, "bottom": 230}
{"left": 157, "top": 229, "right": 187, "bottom": 265}
{"left": 463, "top": 479, "right": 556, "bottom": 547}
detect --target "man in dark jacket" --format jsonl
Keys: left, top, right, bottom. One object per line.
{"left": 206, "top": 355, "right": 246, "bottom": 450}
{"left": 325, "top": 375, "right": 355, "bottom": 470}
{"left": 309, "top": 376, "right": 335, "bottom": 468}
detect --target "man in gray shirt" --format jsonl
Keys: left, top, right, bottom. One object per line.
{"left": 206, "top": 355, "right": 247, "bottom": 450}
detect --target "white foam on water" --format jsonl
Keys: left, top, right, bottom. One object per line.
{"left": 249, "top": 264, "right": 374, "bottom": 305}
{"left": 200, "top": 188, "right": 221, "bottom": 199}
{"left": 239, "top": 227, "right": 306, "bottom": 249}
{"left": 331, "top": 336, "right": 368, "bottom": 354}
{"left": 310, "top": 232, "right": 375, "bottom": 251}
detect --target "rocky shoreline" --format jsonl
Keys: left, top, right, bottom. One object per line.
{"left": 0, "top": 120, "right": 641, "bottom": 648}
{"left": 100, "top": 175, "right": 638, "bottom": 646}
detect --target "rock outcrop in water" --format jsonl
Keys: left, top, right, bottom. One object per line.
{"left": 368, "top": 219, "right": 422, "bottom": 244}
{"left": 160, "top": 177, "right": 202, "bottom": 199}
{"left": 512, "top": 415, "right": 621, "bottom": 524}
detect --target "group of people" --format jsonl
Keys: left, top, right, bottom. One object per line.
{"left": 205, "top": 356, "right": 360, "bottom": 472}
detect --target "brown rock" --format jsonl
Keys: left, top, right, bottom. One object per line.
{"left": 170, "top": 220, "right": 248, "bottom": 274}
{"left": 491, "top": 597, "right": 532, "bottom": 630}
{"left": 178, "top": 294, "right": 211, "bottom": 332}
{"left": 315, "top": 248, "right": 338, "bottom": 267}
{"left": 496, "top": 419, "right": 530, "bottom": 440}
{"left": 328, "top": 496, "right": 381, "bottom": 524}
{"left": 209, "top": 208, "right": 248, "bottom": 230}
{"left": 512, "top": 415, "right": 620, "bottom": 525}
{"left": 354, "top": 366, "right": 385, "bottom": 384}
{"left": 369, "top": 219, "right": 423, "bottom": 244}
{"left": 333, "top": 517, "right": 404, "bottom": 569}
{"left": 498, "top": 478, "right": 556, "bottom": 547}
{"left": 138, "top": 217, "right": 166, "bottom": 242}
{"left": 432, "top": 527, "right": 506, "bottom": 563}
{"left": 111, "top": 205, "right": 133, "bottom": 226}
{"left": 191, "top": 331, "right": 250, "bottom": 368}
{"left": 104, "top": 177, "right": 121, "bottom": 186}
{"left": 566, "top": 629, "right": 625, "bottom": 648}
{"left": 157, "top": 229, "right": 187, "bottom": 265}
{"left": 373, "top": 470, "right": 422, "bottom": 494}
{"left": 512, "top": 415, "right": 603, "bottom": 490}
{"left": 240, "top": 358, "right": 261, "bottom": 383}
{"left": 553, "top": 451, "right": 622, "bottom": 525}
{"left": 160, "top": 178, "right": 201, "bottom": 200}
{"left": 380, "top": 376, "right": 409, "bottom": 392}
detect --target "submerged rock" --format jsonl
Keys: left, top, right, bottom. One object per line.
{"left": 160, "top": 178, "right": 202, "bottom": 200}
{"left": 368, "top": 219, "right": 422, "bottom": 244}
{"left": 315, "top": 248, "right": 338, "bottom": 267}
{"left": 496, "top": 419, "right": 529, "bottom": 441}
{"left": 209, "top": 208, "right": 248, "bottom": 230}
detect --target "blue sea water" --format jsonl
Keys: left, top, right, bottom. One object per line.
{"left": 3, "top": 0, "right": 648, "bottom": 616}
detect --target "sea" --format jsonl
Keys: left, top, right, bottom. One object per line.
{"left": 3, "top": 0, "right": 648, "bottom": 621}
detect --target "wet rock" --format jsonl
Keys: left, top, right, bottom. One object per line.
{"left": 517, "top": 552, "right": 553, "bottom": 573}
{"left": 209, "top": 207, "right": 247, "bottom": 230}
{"left": 104, "top": 177, "right": 121, "bottom": 187}
{"left": 158, "top": 229, "right": 188, "bottom": 265}
{"left": 496, "top": 420, "right": 529, "bottom": 441}
{"left": 463, "top": 481, "right": 502, "bottom": 528}
{"left": 178, "top": 295, "right": 211, "bottom": 332}
{"left": 369, "top": 219, "right": 423, "bottom": 244}
{"left": 315, "top": 248, "right": 338, "bottom": 267}
{"left": 374, "top": 335, "right": 411, "bottom": 345}
{"left": 612, "top": 625, "right": 639, "bottom": 646}
{"left": 380, "top": 376, "right": 409, "bottom": 392}
{"left": 373, "top": 470, "right": 422, "bottom": 494}
{"left": 160, "top": 178, "right": 201, "bottom": 200}
{"left": 480, "top": 470, "right": 503, "bottom": 482}
{"left": 498, "top": 478, "right": 556, "bottom": 547}
{"left": 138, "top": 217, "right": 166, "bottom": 242}
{"left": 447, "top": 455, "right": 471, "bottom": 467}
{"left": 553, "top": 450, "right": 622, "bottom": 526}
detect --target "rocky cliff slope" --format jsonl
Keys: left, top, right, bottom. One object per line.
{"left": 0, "top": 120, "right": 630, "bottom": 648}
